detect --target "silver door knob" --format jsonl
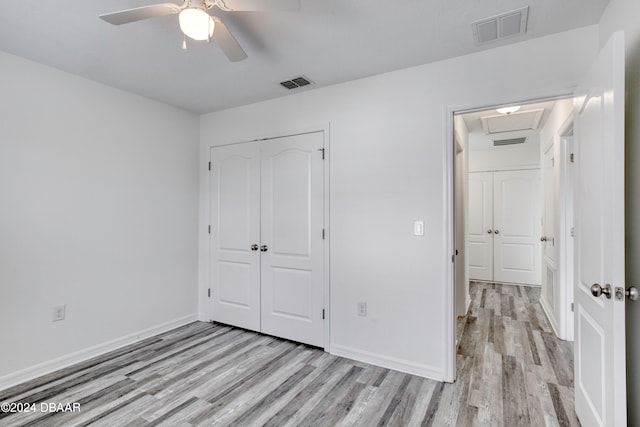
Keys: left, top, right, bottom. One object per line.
{"left": 540, "top": 236, "right": 547, "bottom": 242}
{"left": 487, "top": 229, "right": 493, "bottom": 234}
{"left": 260, "top": 245, "right": 268, "bottom": 252}
{"left": 494, "top": 230, "right": 500, "bottom": 235}
{"left": 627, "top": 287, "right": 639, "bottom": 301}
{"left": 591, "top": 283, "right": 612, "bottom": 299}
{"left": 251, "top": 244, "right": 258, "bottom": 251}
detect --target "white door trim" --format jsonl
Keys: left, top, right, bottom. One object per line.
{"left": 203, "top": 124, "right": 331, "bottom": 351}
{"left": 558, "top": 115, "right": 575, "bottom": 342}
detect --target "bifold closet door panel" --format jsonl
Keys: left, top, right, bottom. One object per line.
{"left": 209, "top": 142, "right": 261, "bottom": 332}
{"left": 468, "top": 171, "right": 494, "bottom": 281}
{"left": 260, "top": 132, "right": 325, "bottom": 347}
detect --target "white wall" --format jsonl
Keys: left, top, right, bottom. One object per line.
{"left": 469, "top": 134, "right": 540, "bottom": 172}
{"left": 0, "top": 51, "right": 200, "bottom": 388}
{"left": 598, "top": 0, "right": 640, "bottom": 423}
{"left": 199, "top": 26, "right": 598, "bottom": 379}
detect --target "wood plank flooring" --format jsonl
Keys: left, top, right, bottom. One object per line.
{"left": 430, "top": 281, "right": 579, "bottom": 427}
{"left": 0, "top": 281, "right": 578, "bottom": 426}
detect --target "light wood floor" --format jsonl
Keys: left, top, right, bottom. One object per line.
{"left": 430, "top": 281, "right": 579, "bottom": 427}
{"left": 0, "top": 282, "right": 577, "bottom": 426}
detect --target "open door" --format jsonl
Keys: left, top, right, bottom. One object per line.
{"left": 573, "top": 31, "right": 626, "bottom": 427}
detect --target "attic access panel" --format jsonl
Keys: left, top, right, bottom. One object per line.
{"left": 481, "top": 109, "right": 544, "bottom": 135}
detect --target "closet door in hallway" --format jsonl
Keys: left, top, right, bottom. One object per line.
{"left": 493, "top": 169, "right": 541, "bottom": 285}
{"left": 468, "top": 169, "right": 541, "bottom": 285}
{"left": 209, "top": 132, "right": 325, "bottom": 347}
{"left": 468, "top": 172, "right": 494, "bottom": 281}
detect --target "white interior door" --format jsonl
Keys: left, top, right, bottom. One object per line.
{"left": 468, "top": 171, "right": 493, "bottom": 281}
{"left": 260, "top": 132, "right": 325, "bottom": 347}
{"left": 542, "top": 144, "right": 558, "bottom": 319}
{"left": 209, "top": 142, "right": 261, "bottom": 331}
{"left": 542, "top": 146, "right": 557, "bottom": 265}
{"left": 493, "top": 169, "right": 541, "bottom": 285}
{"left": 573, "top": 31, "right": 626, "bottom": 427}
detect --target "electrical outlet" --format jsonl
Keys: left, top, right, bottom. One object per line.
{"left": 53, "top": 305, "right": 66, "bottom": 322}
{"left": 357, "top": 302, "right": 367, "bottom": 317}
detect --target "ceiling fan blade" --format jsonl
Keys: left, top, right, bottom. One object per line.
{"left": 212, "top": 17, "right": 248, "bottom": 62}
{"left": 99, "top": 3, "right": 181, "bottom": 25}
{"left": 215, "top": 0, "right": 299, "bottom": 12}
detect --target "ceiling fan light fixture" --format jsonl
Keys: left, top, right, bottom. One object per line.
{"left": 496, "top": 106, "right": 521, "bottom": 115}
{"left": 179, "top": 8, "right": 214, "bottom": 41}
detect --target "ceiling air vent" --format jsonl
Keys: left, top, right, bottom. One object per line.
{"left": 472, "top": 6, "right": 529, "bottom": 44}
{"left": 280, "top": 76, "right": 313, "bottom": 90}
{"left": 494, "top": 137, "right": 527, "bottom": 147}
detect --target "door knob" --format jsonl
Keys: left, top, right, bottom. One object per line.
{"left": 591, "top": 283, "right": 612, "bottom": 299}
{"left": 494, "top": 230, "right": 500, "bottom": 235}
{"left": 627, "top": 287, "right": 639, "bottom": 301}
{"left": 251, "top": 244, "right": 258, "bottom": 251}
{"left": 260, "top": 245, "right": 268, "bottom": 252}
{"left": 540, "top": 236, "right": 547, "bottom": 242}
{"left": 487, "top": 229, "right": 493, "bottom": 234}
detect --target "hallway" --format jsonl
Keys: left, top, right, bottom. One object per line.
{"left": 430, "top": 281, "right": 578, "bottom": 426}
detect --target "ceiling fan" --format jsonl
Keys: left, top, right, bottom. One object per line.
{"left": 99, "top": 0, "right": 300, "bottom": 62}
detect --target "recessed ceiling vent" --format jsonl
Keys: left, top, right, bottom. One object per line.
{"left": 472, "top": 6, "right": 529, "bottom": 44}
{"left": 494, "top": 137, "right": 527, "bottom": 146}
{"left": 280, "top": 76, "right": 313, "bottom": 90}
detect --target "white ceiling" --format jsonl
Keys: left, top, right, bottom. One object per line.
{"left": 0, "top": 0, "right": 608, "bottom": 113}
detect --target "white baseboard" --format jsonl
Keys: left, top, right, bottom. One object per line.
{"left": 329, "top": 344, "right": 444, "bottom": 381}
{"left": 539, "top": 296, "right": 561, "bottom": 338}
{"left": 0, "top": 314, "right": 198, "bottom": 392}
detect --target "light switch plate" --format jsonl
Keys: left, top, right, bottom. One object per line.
{"left": 414, "top": 220, "right": 424, "bottom": 236}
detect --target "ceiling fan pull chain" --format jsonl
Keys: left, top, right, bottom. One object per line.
{"left": 182, "top": 33, "right": 188, "bottom": 50}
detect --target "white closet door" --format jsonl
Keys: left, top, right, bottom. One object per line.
{"left": 260, "top": 132, "right": 325, "bottom": 347}
{"left": 468, "top": 172, "right": 494, "bottom": 281}
{"left": 209, "top": 142, "right": 261, "bottom": 331}
{"left": 493, "top": 169, "right": 541, "bottom": 285}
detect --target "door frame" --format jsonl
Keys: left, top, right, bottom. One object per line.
{"left": 203, "top": 124, "right": 331, "bottom": 351}
{"left": 557, "top": 115, "right": 575, "bottom": 342}
{"left": 443, "top": 93, "right": 571, "bottom": 381}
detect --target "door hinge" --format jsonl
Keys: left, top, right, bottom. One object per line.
{"left": 570, "top": 153, "right": 575, "bottom": 163}
{"left": 208, "top": 225, "right": 211, "bottom": 234}
{"left": 208, "top": 161, "right": 211, "bottom": 170}
{"left": 322, "top": 229, "right": 325, "bottom": 239}
{"left": 570, "top": 227, "right": 574, "bottom": 237}
{"left": 208, "top": 288, "right": 211, "bottom": 298}
{"left": 452, "top": 254, "right": 455, "bottom": 263}
{"left": 571, "top": 302, "right": 574, "bottom": 312}
{"left": 318, "top": 148, "right": 325, "bottom": 160}
{"left": 322, "top": 309, "right": 325, "bottom": 319}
